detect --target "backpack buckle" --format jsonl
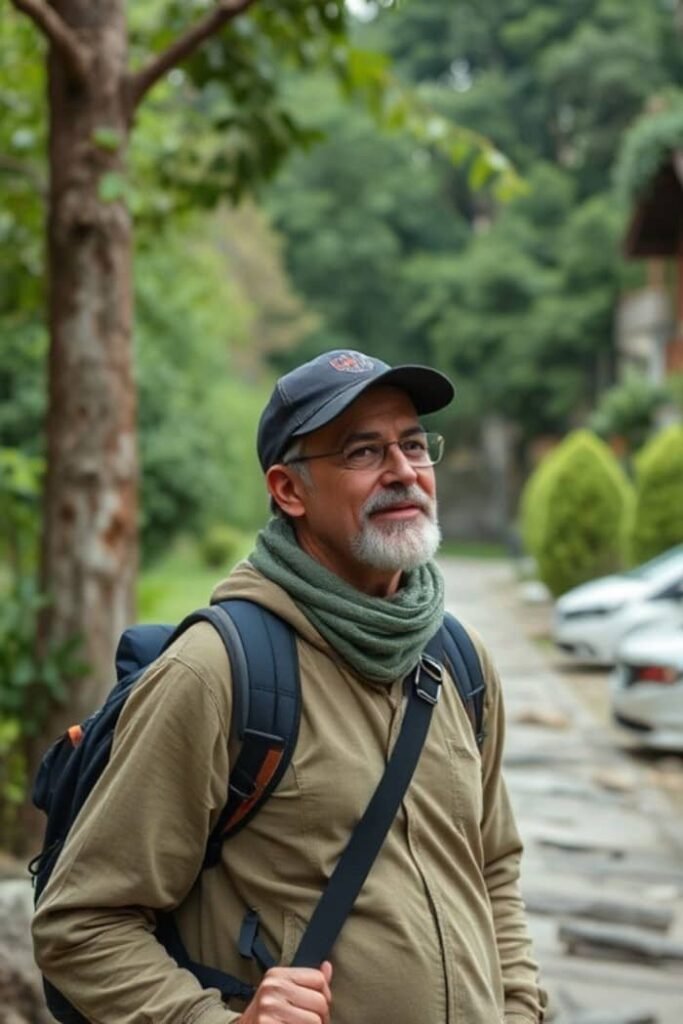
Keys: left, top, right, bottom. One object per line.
{"left": 414, "top": 654, "right": 443, "bottom": 705}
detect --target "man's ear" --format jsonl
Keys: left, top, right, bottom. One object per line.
{"left": 266, "top": 465, "right": 308, "bottom": 518}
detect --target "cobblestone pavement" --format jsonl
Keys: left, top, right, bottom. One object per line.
{"left": 440, "top": 556, "right": 683, "bottom": 1024}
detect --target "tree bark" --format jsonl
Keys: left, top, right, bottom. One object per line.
{"left": 40, "top": 0, "right": 137, "bottom": 728}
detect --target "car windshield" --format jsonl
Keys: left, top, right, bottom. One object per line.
{"left": 624, "top": 546, "right": 683, "bottom": 582}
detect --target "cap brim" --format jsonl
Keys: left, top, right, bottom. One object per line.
{"left": 292, "top": 364, "right": 455, "bottom": 439}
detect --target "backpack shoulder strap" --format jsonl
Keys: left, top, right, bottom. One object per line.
{"left": 200, "top": 599, "right": 300, "bottom": 866}
{"left": 292, "top": 629, "right": 445, "bottom": 968}
{"left": 440, "top": 611, "right": 486, "bottom": 750}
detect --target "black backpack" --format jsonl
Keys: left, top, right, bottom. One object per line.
{"left": 30, "top": 599, "right": 486, "bottom": 1022}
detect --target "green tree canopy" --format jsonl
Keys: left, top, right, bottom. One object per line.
{"left": 267, "top": 0, "right": 681, "bottom": 442}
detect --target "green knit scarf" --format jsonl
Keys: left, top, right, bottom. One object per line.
{"left": 249, "top": 517, "right": 444, "bottom": 683}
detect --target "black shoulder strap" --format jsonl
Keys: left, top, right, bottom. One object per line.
{"left": 291, "top": 630, "right": 444, "bottom": 969}
{"left": 165, "top": 599, "right": 300, "bottom": 867}
{"left": 202, "top": 599, "right": 300, "bottom": 866}
{"left": 440, "top": 611, "right": 486, "bottom": 749}
{"left": 148, "top": 599, "right": 298, "bottom": 1006}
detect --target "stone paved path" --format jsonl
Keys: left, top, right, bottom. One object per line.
{"left": 440, "top": 556, "right": 683, "bottom": 1024}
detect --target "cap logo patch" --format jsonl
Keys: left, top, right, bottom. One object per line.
{"left": 329, "top": 353, "right": 374, "bottom": 373}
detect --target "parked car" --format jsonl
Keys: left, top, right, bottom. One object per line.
{"left": 552, "top": 545, "right": 683, "bottom": 665}
{"left": 611, "top": 624, "right": 683, "bottom": 752}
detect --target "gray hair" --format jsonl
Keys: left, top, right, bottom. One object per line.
{"left": 270, "top": 437, "right": 313, "bottom": 517}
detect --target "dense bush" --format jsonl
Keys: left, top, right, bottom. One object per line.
{"left": 630, "top": 424, "right": 683, "bottom": 563}
{"left": 525, "top": 430, "right": 633, "bottom": 596}
{"left": 135, "top": 230, "right": 272, "bottom": 563}
{"left": 0, "top": 451, "right": 86, "bottom": 846}
{"left": 200, "top": 524, "right": 248, "bottom": 569}
{"left": 519, "top": 444, "right": 562, "bottom": 560}
{"left": 0, "top": 717, "right": 25, "bottom": 852}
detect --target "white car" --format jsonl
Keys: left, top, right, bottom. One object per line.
{"left": 611, "top": 624, "right": 683, "bottom": 752}
{"left": 552, "top": 545, "right": 683, "bottom": 665}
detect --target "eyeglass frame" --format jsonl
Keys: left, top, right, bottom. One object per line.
{"left": 282, "top": 430, "right": 445, "bottom": 472}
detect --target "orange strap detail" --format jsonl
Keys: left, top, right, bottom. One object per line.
{"left": 224, "top": 747, "right": 284, "bottom": 832}
{"left": 67, "top": 724, "right": 84, "bottom": 747}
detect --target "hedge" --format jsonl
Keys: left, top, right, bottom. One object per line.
{"left": 522, "top": 430, "right": 633, "bottom": 596}
{"left": 630, "top": 424, "right": 683, "bottom": 564}
{"left": 519, "top": 444, "right": 562, "bottom": 560}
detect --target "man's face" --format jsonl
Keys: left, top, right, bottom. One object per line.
{"left": 276, "top": 386, "right": 440, "bottom": 595}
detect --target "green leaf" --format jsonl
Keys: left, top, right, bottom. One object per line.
{"left": 92, "top": 127, "right": 122, "bottom": 152}
{"left": 447, "top": 137, "right": 473, "bottom": 165}
{"left": 98, "top": 171, "right": 128, "bottom": 204}
{"left": 468, "top": 152, "right": 496, "bottom": 190}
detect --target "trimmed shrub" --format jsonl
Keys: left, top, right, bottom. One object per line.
{"left": 530, "top": 431, "right": 633, "bottom": 596}
{"left": 519, "top": 445, "right": 562, "bottom": 560}
{"left": 200, "top": 524, "right": 247, "bottom": 570}
{"left": 630, "top": 424, "right": 683, "bottom": 564}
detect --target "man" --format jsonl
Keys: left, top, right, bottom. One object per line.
{"left": 33, "top": 350, "right": 546, "bottom": 1024}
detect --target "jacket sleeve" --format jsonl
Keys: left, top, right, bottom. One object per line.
{"left": 476, "top": 640, "right": 548, "bottom": 1024}
{"left": 32, "top": 623, "right": 242, "bottom": 1024}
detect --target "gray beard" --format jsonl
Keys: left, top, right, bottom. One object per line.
{"left": 350, "top": 486, "right": 441, "bottom": 572}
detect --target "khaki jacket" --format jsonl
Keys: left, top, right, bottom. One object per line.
{"left": 33, "top": 562, "right": 546, "bottom": 1024}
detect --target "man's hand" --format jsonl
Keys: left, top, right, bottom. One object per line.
{"left": 238, "top": 961, "right": 333, "bottom": 1023}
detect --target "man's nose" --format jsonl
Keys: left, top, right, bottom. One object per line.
{"left": 379, "top": 442, "right": 419, "bottom": 484}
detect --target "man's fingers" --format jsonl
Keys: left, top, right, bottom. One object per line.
{"left": 265, "top": 965, "right": 332, "bottom": 1003}
{"left": 261, "top": 966, "right": 333, "bottom": 1012}
{"left": 266, "top": 966, "right": 328, "bottom": 988}
{"left": 257, "top": 990, "right": 328, "bottom": 1024}
{"left": 320, "top": 961, "right": 333, "bottom": 987}
{"left": 237, "top": 965, "right": 333, "bottom": 1024}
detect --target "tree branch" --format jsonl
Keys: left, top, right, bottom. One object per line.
{"left": 10, "top": 0, "right": 91, "bottom": 83}
{"left": 127, "top": 0, "right": 259, "bottom": 111}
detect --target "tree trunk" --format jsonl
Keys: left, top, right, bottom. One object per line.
{"left": 40, "top": 0, "right": 137, "bottom": 731}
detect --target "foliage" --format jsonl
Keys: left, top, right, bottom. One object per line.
{"left": 376, "top": 0, "right": 682, "bottom": 197}
{"left": 615, "top": 91, "right": 683, "bottom": 202}
{"left": 0, "top": 450, "right": 86, "bottom": 738}
{"left": 588, "top": 370, "right": 672, "bottom": 453}
{"left": 0, "top": 717, "right": 26, "bottom": 852}
{"left": 200, "top": 523, "right": 250, "bottom": 569}
{"left": 137, "top": 535, "right": 254, "bottom": 623}
{"left": 0, "top": 447, "right": 43, "bottom": 579}
{"left": 267, "top": 77, "right": 470, "bottom": 368}
{"left": 518, "top": 444, "right": 562, "bottom": 561}
{"left": 529, "top": 431, "right": 633, "bottom": 596}
{"left": 668, "top": 372, "right": 683, "bottom": 415}
{"left": 0, "top": 578, "right": 86, "bottom": 737}
{"left": 134, "top": 217, "right": 287, "bottom": 561}
{"left": 0, "top": 14, "right": 46, "bottom": 315}
{"left": 268, "top": 0, "right": 678, "bottom": 440}
{"left": 631, "top": 425, "right": 683, "bottom": 564}
{"left": 404, "top": 185, "right": 632, "bottom": 439}
{"left": 114, "top": 0, "right": 354, "bottom": 212}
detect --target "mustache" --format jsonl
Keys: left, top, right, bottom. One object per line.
{"left": 361, "top": 485, "right": 434, "bottom": 519}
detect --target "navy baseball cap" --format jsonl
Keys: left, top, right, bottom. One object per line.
{"left": 257, "top": 349, "right": 455, "bottom": 470}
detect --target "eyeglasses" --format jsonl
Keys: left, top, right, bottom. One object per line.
{"left": 284, "top": 432, "right": 445, "bottom": 472}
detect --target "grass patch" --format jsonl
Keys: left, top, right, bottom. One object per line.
{"left": 138, "top": 534, "right": 254, "bottom": 623}
{"left": 439, "top": 539, "right": 507, "bottom": 560}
